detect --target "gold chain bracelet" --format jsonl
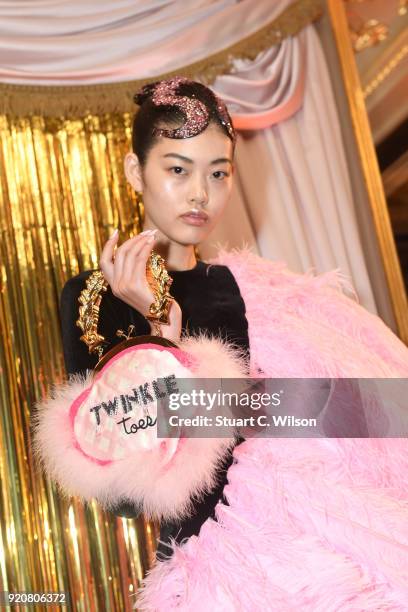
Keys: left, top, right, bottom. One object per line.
{"left": 76, "top": 250, "right": 173, "bottom": 357}
{"left": 76, "top": 270, "right": 108, "bottom": 360}
{"left": 145, "top": 251, "right": 174, "bottom": 328}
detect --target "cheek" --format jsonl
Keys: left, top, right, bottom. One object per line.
{"left": 209, "top": 180, "right": 232, "bottom": 210}
{"left": 143, "top": 177, "right": 184, "bottom": 224}
{"left": 150, "top": 174, "right": 189, "bottom": 205}
{"left": 160, "top": 178, "right": 184, "bottom": 197}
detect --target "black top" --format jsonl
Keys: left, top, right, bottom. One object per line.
{"left": 60, "top": 259, "right": 250, "bottom": 560}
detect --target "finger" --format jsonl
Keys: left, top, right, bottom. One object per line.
{"left": 99, "top": 229, "right": 119, "bottom": 284}
{"left": 113, "top": 231, "right": 155, "bottom": 271}
{"left": 113, "top": 231, "right": 156, "bottom": 290}
{"left": 114, "top": 229, "right": 155, "bottom": 256}
{"left": 121, "top": 232, "right": 156, "bottom": 285}
{"left": 133, "top": 233, "right": 157, "bottom": 279}
{"left": 132, "top": 238, "right": 159, "bottom": 304}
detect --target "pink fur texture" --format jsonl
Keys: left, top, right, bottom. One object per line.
{"left": 134, "top": 436, "right": 408, "bottom": 611}
{"left": 32, "top": 332, "right": 248, "bottom": 521}
{"left": 132, "top": 248, "right": 408, "bottom": 610}
{"left": 210, "top": 247, "right": 408, "bottom": 377}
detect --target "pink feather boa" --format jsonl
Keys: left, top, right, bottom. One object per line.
{"left": 135, "top": 436, "right": 408, "bottom": 610}
{"left": 131, "top": 247, "right": 408, "bottom": 610}
{"left": 210, "top": 247, "right": 408, "bottom": 378}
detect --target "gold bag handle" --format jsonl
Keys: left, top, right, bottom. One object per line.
{"left": 76, "top": 251, "right": 173, "bottom": 361}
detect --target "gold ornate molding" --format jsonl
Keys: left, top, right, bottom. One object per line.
{"left": 327, "top": 0, "right": 408, "bottom": 343}
{"left": 0, "top": 0, "right": 323, "bottom": 117}
{"left": 363, "top": 43, "right": 408, "bottom": 97}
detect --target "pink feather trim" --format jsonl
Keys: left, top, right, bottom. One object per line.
{"left": 32, "top": 332, "right": 249, "bottom": 521}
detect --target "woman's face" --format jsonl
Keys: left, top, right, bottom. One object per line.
{"left": 125, "top": 122, "right": 235, "bottom": 246}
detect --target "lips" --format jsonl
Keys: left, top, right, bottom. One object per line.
{"left": 180, "top": 213, "right": 208, "bottom": 226}
{"left": 180, "top": 211, "right": 208, "bottom": 221}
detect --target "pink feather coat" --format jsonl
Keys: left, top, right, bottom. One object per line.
{"left": 33, "top": 247, "right": 408, "bottom": 611}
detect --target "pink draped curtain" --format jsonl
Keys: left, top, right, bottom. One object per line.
{"left": 0, "top": 0, "right": 293, "bottom": 83}
{"left": 205, "top": 25, "right": 378, "bottom": 313}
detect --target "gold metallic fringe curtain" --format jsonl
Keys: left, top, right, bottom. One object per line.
{"left": 0, "top": 113, "right": 154, "bottom": 612}
{"left": 0, "top": 1, "right": 322, "bottom": 609}
{"left": 0, "top": 0, "right": 323, "bottom": 117}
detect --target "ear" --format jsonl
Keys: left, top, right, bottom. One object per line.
{"left": 124, "top": 152, "right": 143, "bottom": 192}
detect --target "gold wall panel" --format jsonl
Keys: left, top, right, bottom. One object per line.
{"left": 0, "top": 113, "right": 156, "bottom": 612}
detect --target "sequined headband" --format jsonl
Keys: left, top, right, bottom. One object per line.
{"left": 134, "top": 76, "right": 236, "bottom": 144}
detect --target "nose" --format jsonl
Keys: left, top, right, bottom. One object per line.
{"left": 188, "top": 181, "right": 208, "bottom": 207}
{"left": 189, "top": 194, "right": 208, "bottom": 207}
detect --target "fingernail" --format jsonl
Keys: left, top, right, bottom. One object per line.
{"left": 141, "top": 229, "right": 158, "bottom": 236}
{"left": 110, "top": 228, "right": 118, "bottom": 239}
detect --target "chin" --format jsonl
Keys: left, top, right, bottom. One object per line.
{"left": 177, "top": 233, "right": 206, "bottom": 247}
{"left": 174, "top": 219, "right": 212, "bottom": 242}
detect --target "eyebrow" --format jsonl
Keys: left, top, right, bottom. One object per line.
{"left": 162, "top": 153, "right": 232, "bottom": 165}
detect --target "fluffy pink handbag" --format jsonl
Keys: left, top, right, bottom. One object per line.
{"left": 32, "top": 330, "right": 248, "bottom": 522}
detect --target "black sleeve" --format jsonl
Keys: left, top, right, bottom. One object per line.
{"left": 59, "top": 270, "right": 150, "bottom": 517}
{"left": 60, "top": 272, "right": 99, "bottom": 376}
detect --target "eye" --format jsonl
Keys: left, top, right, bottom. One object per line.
{"left": 212, "top": 170, "right": 229, "bottom": 180}
{"left": 170, "top": 166, "right": 186, "bottom": 175}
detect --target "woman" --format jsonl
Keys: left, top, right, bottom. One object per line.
{"left": 59, "top": 76, "right": 249, "bottom": 560}
{"left": 36, "top": 76, "right": 408, "bottom": 609}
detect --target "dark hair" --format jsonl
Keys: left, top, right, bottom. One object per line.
{"left": 132, "top": 78, "right": 235, "bottom": 167}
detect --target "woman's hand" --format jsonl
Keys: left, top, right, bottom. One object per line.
{"left": 157, "top": 298, "right": 182, "bottom": 342}
{"left": 99, "top": 229, "right": 182, "bottom": 342}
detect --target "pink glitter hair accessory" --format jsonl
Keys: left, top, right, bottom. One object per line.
{"left": 134, "top": 76, "right": 236, "bottom": 144}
